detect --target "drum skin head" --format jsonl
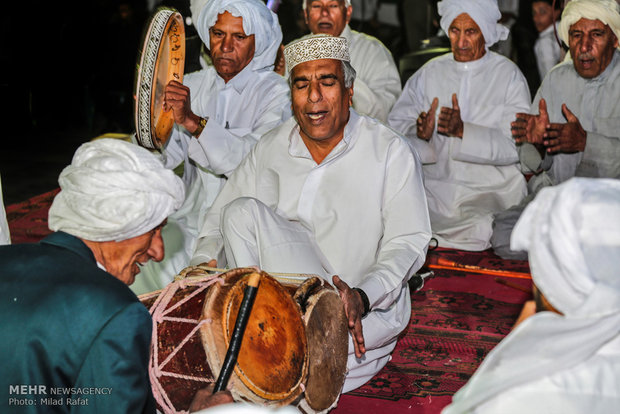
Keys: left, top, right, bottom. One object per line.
{"left": 290, "top": 277, "right": 349, "bottom": 413}
{"left": 303, "top": 288, "right": 348, "bottom": 411}
{"left": 134, "top": 7, "right": 185, "bottom": 149}
{"left": 201, "top": 269, "right": 308, "bottom": 405}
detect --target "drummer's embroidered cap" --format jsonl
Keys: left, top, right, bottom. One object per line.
{"left": 284, "top": 34, "right": 350, "bottom": 72}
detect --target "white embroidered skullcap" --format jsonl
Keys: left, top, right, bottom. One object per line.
{"left": 302, "top": 0, "right": 351, "bottom": 9}
{"left": 437, "top": 0, "right": 510, "bottom": 48}
{"left": 559, "top": 0, "right": 620, "bottom": 48}
{"left": 194, "top": 0, "right": 283, "bottom": 71}
{"left": 284, "top": 34, "right": 350, "bottom": 72}
{"left": 48, "top": 139, "right": 184, "bottom": 242}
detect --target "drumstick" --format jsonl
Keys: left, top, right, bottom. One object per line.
{"left": 213, "top": 272, "right": 262, "bottom": 393}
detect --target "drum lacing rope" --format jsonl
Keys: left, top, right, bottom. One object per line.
{"left": 181, "top": 265, "right": 318, "bottom": 286}
{"left": 148, "top": 274, "right": 225, "bottom": 414}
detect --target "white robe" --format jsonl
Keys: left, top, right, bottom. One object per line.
{"left": 454, "top": 336, "right": 620, "bottom": 414}
{"left": 521, "top": 50, "right": 620, "bottom": 191}
{"left": 388, "top": 51, "right": 529, "bottom": 251}
{"left": 131, "top": 65, "right": 291, "bottom": 295}
{"left": 491, "top": 51, "right": 620, "bottom": 259}
{"left": 0, "top": 177, "right": 10, "bottom": 245}
{"left": 342, "top": 25, "right": 402, "bottom": 123}
{"left": 534, "top": 23, "right": 563, "bottom": 80}
{"left": 446, "top": 177, "right": 620, "bottom": 414}
{"left": 193, "top": 110, "right": 432, "bottom": 392}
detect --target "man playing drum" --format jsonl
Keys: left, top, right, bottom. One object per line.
{"left": 133, "top": 0, "right": 292, "bottom": 295}
{"left": 191, "top": 34, "right": 432, "bottom": 393}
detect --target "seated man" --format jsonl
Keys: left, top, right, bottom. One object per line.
{"left": 492, "top": 0, "right": 620, "bottom": 259}
{"left": 192, "top": 35, "right": 432, "bottom": 393}
{"left": 388, "top": 0, "right": 530, "bottom": 251}
{"left": 133, "top": 0, "right": 292, "bottom": 294}
{"left": 284, "top": 0, "right": 401, "bottom": 123}
{"left": 532, "top": 0, "right": 563, "bottom": 79}
{"left": 0, "top": 139, "right": 185, "bottom": 412}
{"left": 443, "top": 177, "right": 620, "bottom": 413}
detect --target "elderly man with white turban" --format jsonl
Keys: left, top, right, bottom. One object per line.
{"left": 388, "top": 0, "right": 530, "bottom": 251}
{"left": 0, "top": 139, "right": 185, "bottom": 413}
{"left": 443, "top": 177, "right": 620, "bottom": 413}
{"left": 492, "top": 0, "right": 620, "bottom": 259}
{"left": 192, "top": 34, "right": 431, "bottom": 393}
{"left": 133, "top": 0, "right": 292, "bottom": 294}
{"left": 280, "top": 0, "right": 401, "bottom": 123}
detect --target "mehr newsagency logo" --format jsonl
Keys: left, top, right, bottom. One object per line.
{"left": 8, "top": 385, "right": 113, "bottom": 407}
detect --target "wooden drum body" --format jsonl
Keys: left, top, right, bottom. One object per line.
{"left": 134, "top": 7, "right": 185, "bottom": 149}
{"left": 140, "top": 267, "right": 348, "bottom": 413}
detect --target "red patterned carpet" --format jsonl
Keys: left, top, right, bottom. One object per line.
{"left": 6, "top": 192, "right": 532, "bottom": 413}
{"left": 6, "top": 189, "right": 58, "bottom": 244}
{"left": 334, "top": 252, "right": 531, "bottom": 414}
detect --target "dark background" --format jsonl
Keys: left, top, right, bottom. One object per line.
{"left": 2, "top": 1, "right": 153, "bottom": 205}
{"left": 1, "top": 0, "right": 539, "bottom": 206}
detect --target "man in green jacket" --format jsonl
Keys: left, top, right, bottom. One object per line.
{"left": 0, "top": 139, "right": 185, "bottom": 413}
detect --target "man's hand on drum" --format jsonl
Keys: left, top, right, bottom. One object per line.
{"left": 332, "top": 275, "right": 366, "bottom": 358}
{"left": 164, "top": 80, "right": 203, "bottom": 135}
{"left": 188, "top": 384, "right": 234, "bottom": 412}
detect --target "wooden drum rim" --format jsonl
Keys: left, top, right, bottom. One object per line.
{"left": 134, "top": 7, "right": 185, "bottom": 149}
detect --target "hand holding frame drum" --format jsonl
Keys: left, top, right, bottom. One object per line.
{"left": 134, "top": 7, "right": 185, "bottom": 149}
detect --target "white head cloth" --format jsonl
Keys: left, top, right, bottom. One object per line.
{"left": 437, "top": 0, "right": 510, "bottom": 48}
{"left": 193, "top": 0, "right": 283, "bottom": 71}
{"left": 284, "top": 34, "right": 350, "bottom": 72}
{"left": 443, "top": 177, "right": 620, "bottom": 413}
{"left": 559, "top": 0, "right": 620, "bottom": 49}
{"left": 48, "top": 139, "right": 185, "bottom": 242}
{"left": 301, "top": 0, "right": 351, "bottom": 9}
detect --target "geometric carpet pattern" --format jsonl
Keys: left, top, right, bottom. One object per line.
{"left": 6, "top": 191, "right": 532, "bottom": 414}
{"left": 333, "top": 256, "right": 532, "bottom": 414}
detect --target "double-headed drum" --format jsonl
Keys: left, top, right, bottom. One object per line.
{"left": 134, "top": 7, "right": 185, "bottom": 149}
{"left": 140, "top": 267, "right": 348, "bottom": 413}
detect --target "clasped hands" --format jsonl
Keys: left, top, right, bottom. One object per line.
{"left": 511, "top": 98, "right": 586, "bottom": 154}
{"left": 416, "top": 93, "right": 464, "bottom": 141}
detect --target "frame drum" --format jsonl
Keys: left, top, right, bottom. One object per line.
{"left": 134, "top": 7, "right": 185, "bottom": 149}
{"left": 282, "top": 276, "right": 349, "bottom": 413}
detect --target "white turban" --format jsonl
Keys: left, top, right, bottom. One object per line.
{"left": 443, "top": 178, "right": 620, "bottom": 413}
{"left": 194, "top": 0, "right": 283, "bottom": 71}
{"left": 559, "top": 0, "right": 620, "bottom": 48}
{"left": 437, "top": 0, "right": 510, "bottom": 48}
{"left": 48, "top": 139, "right": 185, "bottom": 242}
